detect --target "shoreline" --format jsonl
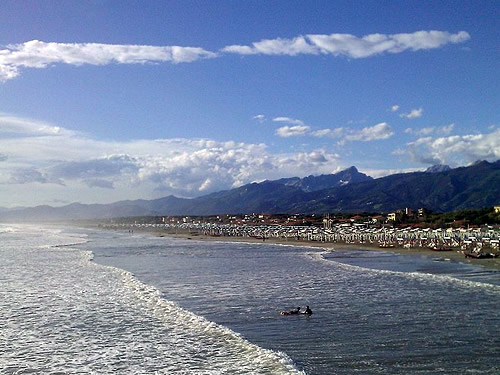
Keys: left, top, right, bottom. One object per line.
{"left": 131, "top": 228, "right": 500, "bottom": 271}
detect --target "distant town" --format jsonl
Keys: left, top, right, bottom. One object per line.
{"left": 99, "top": 206, "right": 500, "bottom": 258}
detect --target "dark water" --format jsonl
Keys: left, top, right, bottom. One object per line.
{"left": 84, "top": 230, "right": 500, "bottom": 374}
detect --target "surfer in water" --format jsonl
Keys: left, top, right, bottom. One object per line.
{"left": 302, "top": 305, "right": 312, "bottom": 315}
{"left": 280, "top": 307, "right": 301, "bottom": 315}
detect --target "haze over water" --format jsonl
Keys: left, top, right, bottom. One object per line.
{"left": 1, "top": 224, "right": 499, "bottom": 374}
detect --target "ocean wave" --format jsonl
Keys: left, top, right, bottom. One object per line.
{"left": 0, "top": 224, "right": 19, "bottom": 234}
{"left": 1, "top": 227, "right": 304, "bottom": 375}
{"left": 74, "top": 239, "right": 304, "bottom": 374}
{"left": 315, "top": 251, "right": 500, "bottom": 292}
{"left": 90, "top": 257, "right": 304, "bottom": 374}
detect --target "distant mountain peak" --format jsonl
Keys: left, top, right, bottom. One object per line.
{"left": 2, "top": 161, "right": 498, "bottom": 221}
{"left": 425, "top": 164, "right": 451, "bottom": 173}
{"left": 471, "top": 159, "right": 488, "bottom": 166}
{"left": 274, "top": 166, "right": 372, "bottom": 192}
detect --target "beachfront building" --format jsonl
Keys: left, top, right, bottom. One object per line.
{"left": 388, "top": 209, "right": 416, "bottom": 222}
{"left": 323, "top": 214, "right": 334, "bottom": 229}
{"left": 418, "top": 208, "right": 428, "bottom": 217}
{"left": 387, "top": 212, "right": 397, "bottom": 221}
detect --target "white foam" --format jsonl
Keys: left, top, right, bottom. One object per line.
{"left": 174, "top": 235, "right": 500, "bottom": 291}
{"left": 0, "top": 225, "right": 304, "bottom": 374}
{"left": 0, "top": 226, "right": 16, "bottom": 234}
{"left": 315, "top": 250, "right": 500, "bottom": 292}
{"left": 99, "top": 263, "right": 304, "bottom": 374}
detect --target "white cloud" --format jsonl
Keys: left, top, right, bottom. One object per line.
{"left": 223, "top": 30, "right": 470, "bottom": 58}
{"left": 400, "top": 107, "right": 423, "bottom": 119}
{"left": 0, "top": 30, "right": 470, "bottom": 81}
{"left": 416, "top": 127, "right": 434, "bottom": 136}
{"left": 272, "top": 116, "right": 311, "bottom": 137}
{"left": 404, "top": 123, "right": 455, "bottom": 136}
{"left": 407, "top": 129, "right": 500, "bottom": 166}
{"left": 294, "top": 122, "right": 394, "bottom": 143}
{"left": 275, "top": 125, "right": 311, "bottom": 137}
{"left": 0, "top": 40, "right": 217, "bottom": 81}
{"left": 344, "top": 122, "right": 394, "bottom": 142}
{"left": 440, "top": 123, "right": 455, "bottom": 134}
{"left": 272, "top": 116, "right": 306, "bottom": 126}
{"left": 0, "top": 114, "right": 345, "bottom": 206}
{"left": 311, "top": 128, "right": 344, "bottom": 138}
{"left": 0, "top": 113, "right": 75, "bottom": 136}
{"left": 221, "top": 45, "right": 255, "bottom": 55}
{"left": 223, "top": 36, "right": 317, "bottom": 56}
{"left": 253, "top": 114, "right": 266, "bottom": 123}
{"left": 362, "top": 167, "right": 424, "bottom": 178}
{"left": 391, "top": 105, "right": 400, "bottom": 112}
{"left": 0, "top": 64, "right": 18, "bottom": 81}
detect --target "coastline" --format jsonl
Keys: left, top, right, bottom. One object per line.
{"left": 129, "top": 227, "right": 500, "bottom": 271}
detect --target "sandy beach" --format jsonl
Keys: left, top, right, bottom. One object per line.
{"left": 134, "top": 227, "right": 500, "bottom": 271}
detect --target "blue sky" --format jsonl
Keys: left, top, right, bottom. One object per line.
{"left": 0, "top": 0, "right": 498, "bottom": 207}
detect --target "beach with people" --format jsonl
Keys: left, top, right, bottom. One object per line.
{"left": 99, "top": 221, "right": 500, "bottom": 271}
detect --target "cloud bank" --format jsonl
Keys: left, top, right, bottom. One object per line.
{"left": 0, "top": 114, "right": 342, "bottom": 205}
{"left": 275, "top": 119, "right": 395, "bottom": 143}
{"left": 275, "top": 125, "right": 311, "bottom": 137}
{"left": 344, "top": 122, "right": 394, "bottom": 142}
{"left": 0, "top": 40, "right": 217, "bottom": 81}
{"left": 404, "top": 123, "right": 455, "bottom": 136}
{"left": 406, "top": 129, "right": 500, "bottom": 166}
{"left": 0, "top": 114, "right": 497, "bottom": 206}
{"left": 0, "top": 30, "right": 470, "bottom": 81}
{"left": 223, "top": 30, "right": 470, "bottom": 58}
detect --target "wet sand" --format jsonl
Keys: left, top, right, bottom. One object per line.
{"left": 144, "top": 228, "right": 500, "bottom": 271}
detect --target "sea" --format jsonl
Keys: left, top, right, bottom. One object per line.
{"left": 1, "top": 224, "right": 499, "bottom": 374}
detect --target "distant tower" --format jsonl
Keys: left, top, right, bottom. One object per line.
{"left": 323, "top": 213, "right": 332, "bottom": 229}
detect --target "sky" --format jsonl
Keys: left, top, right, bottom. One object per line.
{"left": 0, "top": 0, "right": 498, "bottom": 208}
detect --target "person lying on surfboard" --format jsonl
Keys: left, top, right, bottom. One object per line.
{"left": 280, "top": 307, "right": 301, "bottom": 315}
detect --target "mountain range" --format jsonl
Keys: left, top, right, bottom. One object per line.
{"left": 1, "top": 161, "right": 499, "bottom": 222}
